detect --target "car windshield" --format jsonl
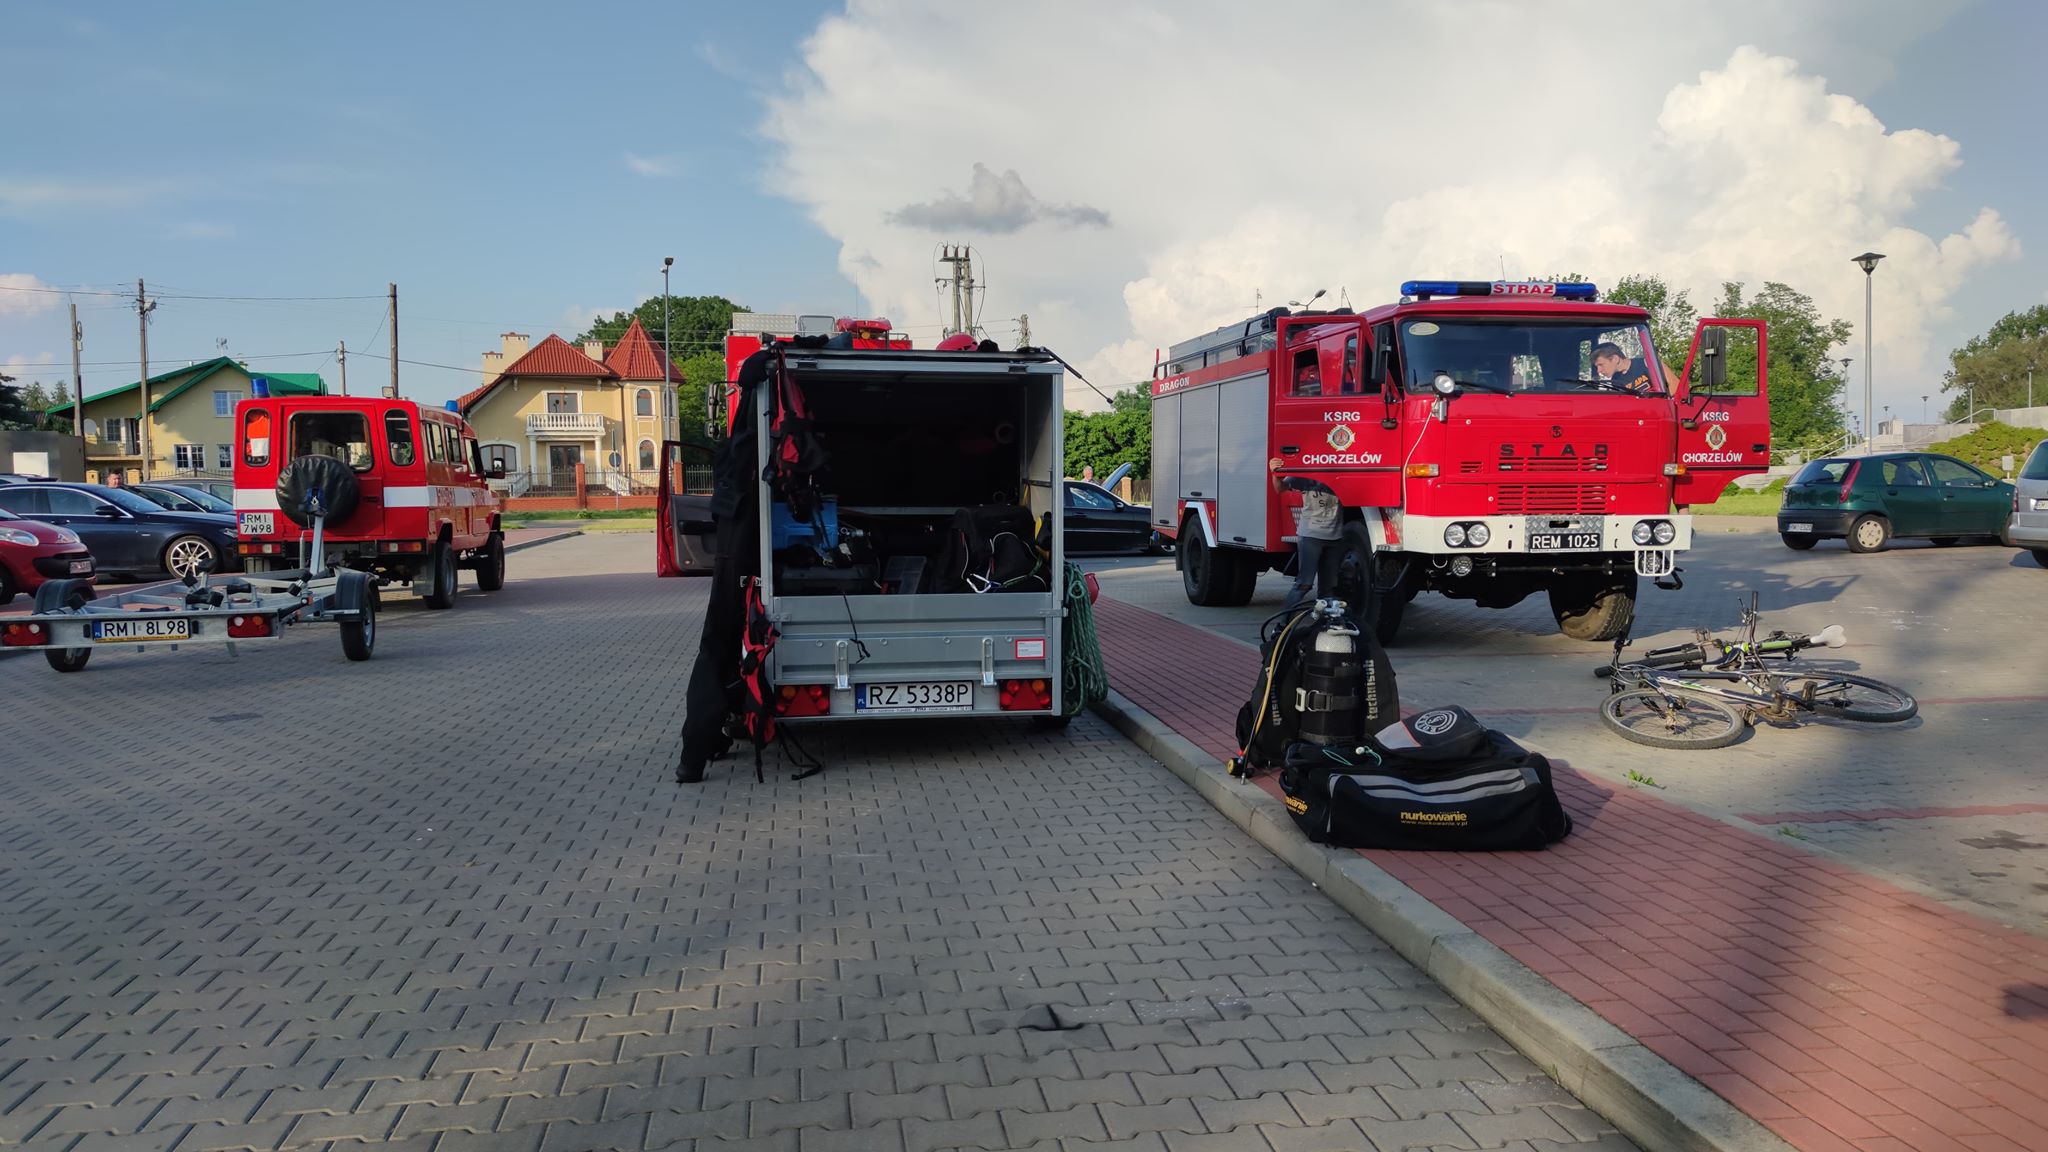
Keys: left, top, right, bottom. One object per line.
{"left": 1792, "top": 459, "right": 1854, "bottom": 485}
{"left": 99, "top": 487, "right": 170, "bottom": 514}
{"left": 1398, "top": 318, "right": 1667, "bottom": 394}
{"left": 290, "top": 410, "right": 375, "bottom": 472}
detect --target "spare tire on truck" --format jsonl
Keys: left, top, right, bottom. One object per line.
{"left": 275, "top": 455, "right": 362, "bottom": 527}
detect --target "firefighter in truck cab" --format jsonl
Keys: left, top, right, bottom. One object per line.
{"left": 1150, "top": 279, "right": 1770, "bottom": 644}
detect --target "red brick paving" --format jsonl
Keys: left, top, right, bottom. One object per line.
{"left": 1740, "top": 802, "right": 2048, "bottom": 825}
{"left": 1095, "top": 594, "right": 2048, "bottom": 1152}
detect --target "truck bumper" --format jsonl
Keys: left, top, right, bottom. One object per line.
{"left": 1390, "top": 512, "right": 1692, "bottom": 557}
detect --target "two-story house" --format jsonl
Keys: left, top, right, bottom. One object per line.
{"left": 49, "top": 358, "right": 326, "bottom": 483}
{"left": 460, "top": 319, "right": 677, "bottom": 494}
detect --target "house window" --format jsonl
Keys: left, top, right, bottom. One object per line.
{"left": 216, "top": 443, "right": 232, "bottom": 470}
{"left": 637, "top": 439, "right": 656, "bottom": 471}
{"left": 213, "top": 390, "right": 245, "bottom": 416}
{"left": 546, "top": 392, "right": 578, "bottom": 414}
{"left": 174, "top": 444, "right": 200, "bottom": 470}
{"left": 484, "top": 443, "right": 518, "bottom": 472}
{"left": 636, "top": 388, "right": 653, "bottom": 417}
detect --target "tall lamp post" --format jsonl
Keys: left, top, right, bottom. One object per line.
{"left": 661, "top": 257, "right": 675, "bottom": 442}
{"left": 1852, "top": 252, "right": 1884, "bottom": 454}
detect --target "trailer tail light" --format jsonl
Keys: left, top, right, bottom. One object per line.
{"left": 227, "top": 615, "right": 272, "bottom": 638}
{"left": 1838, "top": 461, "right": 1861, "bottom": 504}
{"left": 2, "top": 622, "right": 45, "bottom": 647}
{"left": 999, "top": 678, "right": 1053, "bottom": 712}
{"left": 776, "top": 684, "right": 831, "bottom": 717}
{"left": 1405, "top": 464, "right": 1440, "bottom": 478}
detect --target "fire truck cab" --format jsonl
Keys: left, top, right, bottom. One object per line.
{"left": 1153, "top": 280, "right": 1769, "bottom": 642}
{"left": 234, "top": 394, "right": 506, "bottom": 607}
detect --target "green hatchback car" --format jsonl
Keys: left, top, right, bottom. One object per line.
{"left": 1778, "top": 452, "right": 2014, "bottom": 552}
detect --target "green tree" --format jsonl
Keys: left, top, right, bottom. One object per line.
{"left": 1712, "top": 281, "right": 1852, "bottom": 452}
{"left": 0, "top": 373, "right": 35, "bottom": 430}
{"left": 1942, "top": 304, "right": 2047, "bottom": 419}
{"left": 1063, "top": 386, "right": 1152, "bottom": 481}
{"left": 1603, "top": 274, "right": 1699, "bottom": 371}
{"left": 576, "top": 294, "right": 748, "bottom": 362}
{"left": 672, "top": 350, "right": 728, "bottom": 445}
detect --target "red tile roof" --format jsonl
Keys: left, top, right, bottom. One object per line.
{"left": 603, "top": 317, "right": 676, "bottom": 382}
{"left": 460, "top": 333, "right": 616, "bottom": 416}
{"left": 501, "top": 333, "right": 617, "bottom": 380}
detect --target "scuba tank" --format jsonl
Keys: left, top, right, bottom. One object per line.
{"left": 1294, "top": 599, "right": 1362, "bottom": 747}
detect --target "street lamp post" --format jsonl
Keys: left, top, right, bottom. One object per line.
{"left": 661, "top": 257, "right": 675, "bottom": 442}
{"left": 1852, "top": 252, "right": 1884, "bottom": 455}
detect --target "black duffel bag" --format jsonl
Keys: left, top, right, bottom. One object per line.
{"left": 1280, "top": 705, "right": 1572, "bottom": 850}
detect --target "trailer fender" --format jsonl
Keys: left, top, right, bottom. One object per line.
{"left": 32, "top": 578, "right": 96, "bottom": 614}
{"left": 331, "top": 569, "right": 376, "bottom": 619}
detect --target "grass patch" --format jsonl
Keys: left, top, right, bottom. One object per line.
{"left": 505, "top": 508, "right": 655, "bottom": 520}
{"left": 1696, "top": 477, "right": 1785, "bottom": 517}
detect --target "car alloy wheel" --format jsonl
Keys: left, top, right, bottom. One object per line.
{"left": 164, "top": 536, "right": 217, "bottom": 581}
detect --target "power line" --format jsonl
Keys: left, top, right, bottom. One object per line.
{"left": 0, "top": 283, "right": 384, "bottom": 302}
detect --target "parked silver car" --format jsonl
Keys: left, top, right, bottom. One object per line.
{"left": 2006, "top": 438, "right": 2048, "bottom": 567}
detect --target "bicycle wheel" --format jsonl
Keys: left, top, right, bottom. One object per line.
{"left": 1774, "top": 671, "right": 1917, "bottom": 723}
{"left": 1599, "top": 688, "right": 1747, "bottom": 750}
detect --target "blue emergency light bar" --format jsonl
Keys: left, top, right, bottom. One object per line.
{"left": 1400, "top": 280, "right": 1598, "bottom": 301}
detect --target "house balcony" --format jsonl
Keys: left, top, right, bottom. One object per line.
{"left": 85, "top": 438, "right": 142, "bottom": 460}
{"left": 525, "top": 412, "right": 611, "bottom": 437}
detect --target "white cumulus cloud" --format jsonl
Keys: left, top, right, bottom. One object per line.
{"left": 0, "top": 274, "right": 61, "bottom": 317}
{"left": 624, "top": 153, "right": 681, "bottom": 178}
{"left": 763, "top": 1, "right": 2007, "bottom": 410}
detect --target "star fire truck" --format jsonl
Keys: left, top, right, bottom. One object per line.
{"left": 1151, "top": 280, "right": 1769, "bottom": 642}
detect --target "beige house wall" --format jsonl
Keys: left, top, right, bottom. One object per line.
{"left": 73, "top": 363, "right": 260, "bottom": 480}
{"left": 470, "top": 376, "right": 633, "bottom": 479}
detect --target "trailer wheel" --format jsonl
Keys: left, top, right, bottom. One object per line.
{"left": 474, "top": 532, "right": 506, "bottom": 592}
{"left": 422, "top": 542, "right": 458, "bottom": 609}
{"left": 1550, "top": 571, "right": 1638, "bottom": 642}
{"left": 35, "top": 580, "right": 96, "bottom": 672}
{"left": 340, "top": 582, "right": 378, "bottom": 662}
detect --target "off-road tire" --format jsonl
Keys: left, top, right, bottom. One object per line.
{"left": 474, "top": 532, "right": 506, "bottom": 592}
{"left": 1550, "top": 571, "right": 1638, "bottom": 642}
{"left": 1847, "top": 514, "right": 1890, "bottom": 553}
{"left": 1781, "top": 533, "right": 1818, "bottom": 551}
{"left": 1180, "top": 521, "right": 1232, "bottom": 606}
{"left": 1330, "top": 522, "right": 1405, "bottom": 645}
{"left": 423, "top": 542, "right": 458, "bottom": 609}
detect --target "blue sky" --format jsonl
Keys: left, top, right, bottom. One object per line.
{"left": 2, "top": 1, "right": 2042, "bottom": 418}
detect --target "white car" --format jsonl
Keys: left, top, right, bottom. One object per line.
{"left": 2007, "top": 438, "right": 2048, "bottom": 567}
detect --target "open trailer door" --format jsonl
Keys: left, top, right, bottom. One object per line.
{"left": 1674, "top": 317, "right": 1770, "bottom": 507}
{"left": 656, "top": 440, "right": 717, "bottom": 576}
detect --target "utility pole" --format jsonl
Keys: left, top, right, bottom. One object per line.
{"left": 387, "top": 283, "right": 400, "bottom": 398}
{"left": 70, "top": 300, "right": 85, "bottom": 458}
{"left": 338, "top": 341, "right": 348, "bottom": 395}
{"left": 1017, "top": 313, "right": 1031, "bottom": 348}
{"left": 937, "top": 245, "right": 975, "bottom": 337}
{"left": 136, "top": 279, "right": 156, "bottom": 479}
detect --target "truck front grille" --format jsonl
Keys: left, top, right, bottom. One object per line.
{"left": 1496, "top": 484, "right": 1608, "bottom": 515}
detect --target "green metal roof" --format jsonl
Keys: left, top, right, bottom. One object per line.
{"left": 44, "top": 358, "right": 326, "bottom": 415}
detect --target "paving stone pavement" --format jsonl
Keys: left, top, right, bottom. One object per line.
{"left": 0, "top": 533, "right": 1631, "bottom": 1152}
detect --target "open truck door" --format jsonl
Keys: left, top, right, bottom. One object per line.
{"left": 655, "top": 440, "right": 716, "bottom": 576}
{"left": 1673, "top": 317, "right": 1770, "bottom": 507}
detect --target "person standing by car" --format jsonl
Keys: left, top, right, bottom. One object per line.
{"left": 1271, "top": 457, "right": 1342, "bottom": 609}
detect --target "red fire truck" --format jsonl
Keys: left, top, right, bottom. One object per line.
{"left": 718, "top": 313, "right": 911, "bottom": 429}
{"left": 1152, "top": 280, "right": 1769, "bottom": 642}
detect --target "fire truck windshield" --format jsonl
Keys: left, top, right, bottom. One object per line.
{"left": 1398, "top": 318, "right": 1667, "bottom": 396}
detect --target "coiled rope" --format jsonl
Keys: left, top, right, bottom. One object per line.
{"left": 1061, "top": 563, "right": 1109, "bottom": 715}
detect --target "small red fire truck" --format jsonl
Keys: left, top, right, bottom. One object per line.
{"left": 234, "top": 395, "right": 506, "bottom": 607}
{"left": 1152, "top": 280, "right": 1769, "bottom": 642}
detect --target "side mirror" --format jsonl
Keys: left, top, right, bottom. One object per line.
{"left": 94, "top": 505, "right": 123, "bottom": 518}
{"left": 1370, "top": 344, "right": 1391, "bottom": 387}
{"left": 1697, "top": 327, "right": 1730, "bottom": 392}
{"left": 487, "top": 466, "right": 507, "bottom": 480}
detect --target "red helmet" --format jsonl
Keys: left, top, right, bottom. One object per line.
{"left": 935, "top": 333, "right": 979, "bottom": 351}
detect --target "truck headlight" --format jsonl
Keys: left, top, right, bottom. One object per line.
{"left": 1443, "top": 523, "right": 1467, "bottom": 547}
{"left": 1653, "top": 520, "right": 1676, "bottom": 545}
{"left": 1631, "top": 521, "right": 1654, "bottom": 545}
{"left": 1465, "top": 523, "right": 1490, "bottom": 546}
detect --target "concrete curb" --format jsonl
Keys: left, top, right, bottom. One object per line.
{"left": 1094, "top": 688, "right": 1793, "bottom": 1152}
{"left": 504, "top": 529, "right": 584, "bottom": 554}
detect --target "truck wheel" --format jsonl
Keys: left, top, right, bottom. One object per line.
{"left": 423, "top": 542, "right": 458, "bottom": 609}
{"left": 1180, "top": 522, "right": 1236, "bottom": 606}
{"left": 1550, "top": 572, "right": 1638, "bottom": 642}
{"left": 339, "top": 582, "right": 378, "bottom": 661}
{"left": 1332, "top": 523, "right": 1405, "bottom": 645}
{"left": 1224, "top": 554, "right": 1259, "bottom": 606}
{"left": 474, "top": 533, "right": 506, "bottom": 592}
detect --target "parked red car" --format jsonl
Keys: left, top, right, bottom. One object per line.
{"left": 0, "top": 507, "right": 96, "bottom": 605}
